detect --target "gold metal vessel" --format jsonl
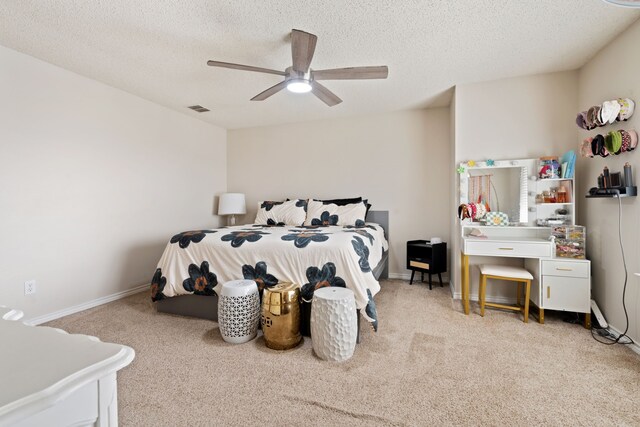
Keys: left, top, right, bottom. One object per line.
{"left": 261, "top": 283, "right": 302, "bottom": 350}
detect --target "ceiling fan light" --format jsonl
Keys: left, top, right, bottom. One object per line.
{"left": 286, "top": 79, "right": 312, "bottom": 93}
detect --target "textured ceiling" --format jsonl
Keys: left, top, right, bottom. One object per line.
{"left": 0, "top": 1, "right": 638, "bottom": 129}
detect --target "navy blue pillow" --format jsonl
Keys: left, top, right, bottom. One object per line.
{"left": 365, "top": 202, "right": 372, "bottom": 219}
{"left": 318, "top": 197, "right": 362, "bottom": 206}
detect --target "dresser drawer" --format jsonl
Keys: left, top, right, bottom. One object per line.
{"left": 464, "top": 240, "right": 552, "bottom": 258}
{"left": 542, "top": 259, "right": 590, "bottom": 278}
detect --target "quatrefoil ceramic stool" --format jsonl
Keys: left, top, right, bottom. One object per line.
{"left": 311, "top": 287, "right": 358, "bottom": 362}
{"left": 218, "top": 280, "right": 260, "bottom": 344}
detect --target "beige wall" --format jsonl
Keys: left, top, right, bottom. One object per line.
{"left": 0, "top": 45, "right": 227, "bottom": 322}
{"left": 577, "top": 19, "right": 640, "bottom": 343}
{"left": 228, "top": 109, "right": 451, "bottom": 277}
{"left": 451, "top": 71, "right": 579, "bottom": 300}
{"left": 449, "top": 89, "right": 458, "bottom": 287}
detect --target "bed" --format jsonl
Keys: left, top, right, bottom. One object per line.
{"left": 152, "top": 210, "right": 389, "bottom": 331}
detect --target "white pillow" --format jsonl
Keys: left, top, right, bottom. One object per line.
{"left": 254, "top": 199, "right": 307, "bottom": 226}
{"left": 304, "top": 199, "right": 367, "bottom": 226}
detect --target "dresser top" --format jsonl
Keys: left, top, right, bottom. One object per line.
{"left": 0, "top": 320, "right": 134, "bottom": 420}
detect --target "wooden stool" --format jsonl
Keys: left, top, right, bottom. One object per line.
{"left": 479, "top": 265, "right": 533, "bottom": 323}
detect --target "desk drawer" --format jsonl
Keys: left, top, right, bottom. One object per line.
{"left": 542, "top": 259, "right": 590, "bottom": 278}
{"left": 464, "top": 240, "right": 552, "bottom": 258}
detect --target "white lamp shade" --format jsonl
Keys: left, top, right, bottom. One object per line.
{"left": 218, "top": 193, "right": 246, "bottom": 216}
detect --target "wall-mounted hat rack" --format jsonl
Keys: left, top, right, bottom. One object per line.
{"left": 576, "top": 98, "right": 635, "bottom": 130}
{"left": 580, "top": 129, "right": 638, "bottom": 158}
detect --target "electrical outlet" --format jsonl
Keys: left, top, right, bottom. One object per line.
{"left": 24, "top": 280, "right": 36, "bottom": 295}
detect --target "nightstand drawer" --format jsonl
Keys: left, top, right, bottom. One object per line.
{"left": 409, "top": 260, "right": 430, "bottom": 270}
{"left": 542, "top": 260, "right": 589, "bottom": 278}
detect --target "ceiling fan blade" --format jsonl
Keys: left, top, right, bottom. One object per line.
{"left": 250, "top": 80, "right": 288, "bottom": 101}
{"left": 312, "top": 66, "right": 389, "bottom": 80}
{"left": 311, "top": 82, "right": 342, "bottom": 107}
{"left": 207, "top": 60, "right": 285, "bottom": 76}
{"left": 291, "top": 29, "right": 318, "bottom": 73}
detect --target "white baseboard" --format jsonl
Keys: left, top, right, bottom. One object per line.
{"left": 450, "top": 290, "right": 516, "bottom": 305}
{"left": 448, "top": 294, "right": 640, "bottom": 353}
{"left": 605, "top": 324, "right": 640, "bottom": 355}
{"left": 25, "top": 284, "right": 149, "bottom": 326}
{"left": 388, "top": 272, "right": 450, "bottom": 283}
{"left": 388, "top": 272, "right": 411, "bottom": 280}
{"left": 21, "top": 277, "right": 640, "bottom": 356}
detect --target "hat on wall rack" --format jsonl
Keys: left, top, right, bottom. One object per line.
{"left": 601, "top": 100, "right": 621, "bottom": 124}
{"left": 618, "top": 98, "right": 635, "bottom": 120}
{"left": 629, "top": 129, "right": 638, "bottom": 150}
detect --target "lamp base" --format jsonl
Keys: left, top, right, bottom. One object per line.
{"left": 228, "top": 215, "right": 236, "bottom": 226}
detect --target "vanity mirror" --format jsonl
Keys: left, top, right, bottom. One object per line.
{"left": 459, "top": 159, "right": 536, "bottom": 225}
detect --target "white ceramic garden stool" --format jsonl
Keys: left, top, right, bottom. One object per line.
{"left": 218, "top": 280, "right": 260, "bottom": 344}
{"left": 310, "top": 287, "right": 358, "bottom": 362}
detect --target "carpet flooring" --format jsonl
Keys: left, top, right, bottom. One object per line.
{"left": 47, "top": 279, "right": 640, "bottom": 426}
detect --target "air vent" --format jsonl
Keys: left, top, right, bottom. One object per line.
{"left": 187, "top": 105, "right": 210, "bottom": 113}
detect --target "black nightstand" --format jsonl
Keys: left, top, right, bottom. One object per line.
{"left": 406, "top": 240, "right": 447, "bottom": 289}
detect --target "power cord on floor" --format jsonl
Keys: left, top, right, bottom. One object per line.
{"left": 590, "top": 193, "right": 634, "bottom": 346}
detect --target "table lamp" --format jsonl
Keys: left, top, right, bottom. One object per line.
{"left": 218, "top": 193, "right": 246, "bottom": 226}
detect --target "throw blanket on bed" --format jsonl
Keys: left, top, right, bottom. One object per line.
{"left": 151, "top": 223, "right": 388, "bottom": 327}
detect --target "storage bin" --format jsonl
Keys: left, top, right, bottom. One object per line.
{"left": 552, "top": 225, "right": 586, "bottom": 259}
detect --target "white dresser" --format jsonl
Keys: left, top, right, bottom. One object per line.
{"left": 0, "top": 319, "right": 134, "bottom": 426}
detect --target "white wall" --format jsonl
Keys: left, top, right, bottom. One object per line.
{"left": 577, "top": 19, "right": 640, "bottom": 343}
{"left": 227, "top": 109, "right": 451, "bottom": 276}
{"left": 452, "top": 71, "right": 579, "bottom": 300}
{"left": 0, "top": 45, "right": 227, "bottom": 321}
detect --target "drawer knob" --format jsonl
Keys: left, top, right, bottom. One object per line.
{"left": 555, "top": 267, "right": 573, "bottom": 271}
{"left": 498, "top": 247, "right": 514, "bottom": 251}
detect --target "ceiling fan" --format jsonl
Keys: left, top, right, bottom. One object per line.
{"left": 207, "top": 29, "right": 388, "bottom": 106}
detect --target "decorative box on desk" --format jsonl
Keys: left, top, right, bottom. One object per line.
{"left": 406, "top": 240, "right": 447, "bottom": 289}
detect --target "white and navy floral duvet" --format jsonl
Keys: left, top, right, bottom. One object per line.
{"left": 150, "top": 223, "right": 388, "bottom": 328}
